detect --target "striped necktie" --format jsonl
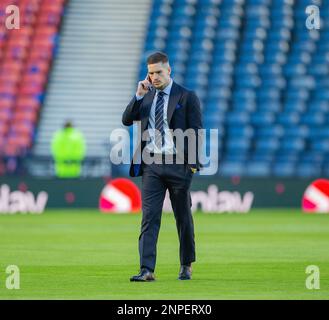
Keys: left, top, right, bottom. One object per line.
{"left": 154, "top": 91, "right": 165, "bottom": 149}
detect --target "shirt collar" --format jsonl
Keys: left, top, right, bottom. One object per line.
{"left": 156, "top": 78, "right": 173, "bottom": 96}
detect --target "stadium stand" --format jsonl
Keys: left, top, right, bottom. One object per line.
{"left": 0, "top": 0, "right": 66, "bottom": 174}
{"left": 32, "top": 0, "right": 151, "bottom": 161}
{"left": 139, "top": 0, "right": 329, "bottom": 177}
{"left": 1, "top": 0, "right": 328, "bottom": 178}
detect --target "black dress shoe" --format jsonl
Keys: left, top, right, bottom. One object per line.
{"left": 178, "top": 265, "right": 192, "bottom": 280}
{"left": 130, "top": 268, "right": 155, "bottom": 282}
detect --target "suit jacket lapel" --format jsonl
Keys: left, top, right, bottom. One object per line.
{"left": 167, "top": 82, "right": 181, "bottom": 125}
{"left": 141, "top": 89, "right": 156, "bottom": 131}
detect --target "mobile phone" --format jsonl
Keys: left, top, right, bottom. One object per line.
{"left": 146, "top": 74, "right": 153, "bottom": 91}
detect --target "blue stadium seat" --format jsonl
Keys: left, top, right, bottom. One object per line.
{"left": 219, "top": 161, "right": 245, "bottom": 177}
{"left": 296, "top": 163, "right": 322, "bottom": 178}
{"left": 255, "top": 138, "right": 280, "bottom": 152}
{"left": 246, "top": 162, "right": 271, "bottom": 177}
{"left": 273, "top": 162, "right": 296, "bottom": 177}
{"left": 280, "top": 138, "right": 305, "bottom": 152}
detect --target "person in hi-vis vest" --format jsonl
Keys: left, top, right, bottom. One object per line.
{"left": 51, "top": 121, "right": 86, "bottom": 178}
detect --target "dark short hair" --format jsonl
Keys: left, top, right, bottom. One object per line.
{"left": 64, "top": 121, "right": 73, "bottom": 129}
{"left": 147, "top": 51, "right": 169, "bottom": 65}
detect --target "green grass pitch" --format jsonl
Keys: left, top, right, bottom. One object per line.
{"left": 0, "top": 209, "right": 328, "bottom": 300}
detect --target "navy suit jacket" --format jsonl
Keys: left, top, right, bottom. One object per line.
{"left": 122, "top": 81, "right": 203, "bottom": 177}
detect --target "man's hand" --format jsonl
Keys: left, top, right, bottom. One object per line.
{"left": 136, "top": 75, "right": 152, "bottom": 97}
{"left": 190, "top": 167, "right": 197, "bottom": 174}
{"left": 187, "top": 165, "right": 197, "bottom": 174}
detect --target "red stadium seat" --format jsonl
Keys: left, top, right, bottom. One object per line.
{"left": 0, "top": 99, "right": 14, "bottom": 110}
{"left": 0, "top": 60, "right": 24, "bottom": 73}
{"left": 7, "top": 37, "right": 30, "bottom": 47}
{"left": 26, "top": 60, "right": 50, "bottom": 74}
{"left": 9, "top": 121, "right": 34, "bottom": 136}
{"left": 40, "top": 3, "right": 64, "bottom": 13}
{"left": 7, "top": 27, "right": 33, "bottom": 40}
{"left": 37, "top": 13, "right": 61, "bottom": 26}
{"left": 20, "top": 14, "right": 37, "bottom": 27}
{"left": 0, "top": 83, "right": 18, "bottom": 95}
{"left": 6, "top": 134, "right": 32, "bottom": 148}
{"left": 22, "top": 72, "right": 47, "bottom": 85}
{"left": 20, "top": 0, "right": 41, "bottom": 4}
{"left": 3, "top": 136, "right": 31, "bottom": 156}
{"left": 16, "top": 96, "right": 40, "bottom": 111}
{"left": 0, "top": 110, "right": 12, "bottom": 122}
{"left": 34, "top": 25, "right": 57, "bottom": 36}
{"left": 29, "top": 45, "right": 53, "bottom": 60}
{"left": 0, "top": 72, "right": 21, "bottom": 85}
{"left": 0, "top": 121, "right": 9, "bottom": 136}
{"left": 4, "top": 45, "right": 28, "bottom": 60}
{"left": 19, "top": 83, "right": 44, "bottom": 95}
{"left": 19, "top": 1, "right": 40, "bottom": 13}
{"left": 12, "top": 109, "right": 38, "bottom": 123}
{"left": 43, "top": 0, "right": 65, "bottom": 4}
{"left": 32, "top": 36, "right": 55, "bottom": 49}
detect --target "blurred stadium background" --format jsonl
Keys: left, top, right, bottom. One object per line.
{"left": 0, "top": 0, "right": 328, "bottom": 178}
{"left": 0, "top": 0, "right": 329, "bottom": 300}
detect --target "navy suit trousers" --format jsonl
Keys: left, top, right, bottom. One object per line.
{"left": 139, "top": 161, "right": 196, "bottom": 272}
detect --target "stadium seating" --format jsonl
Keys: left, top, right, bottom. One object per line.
{"left": 1, "top": 0, "right": 328, "bottom": 178}
{"left": 139, "top": 0, "right": 329, "bottom": 177}
{"left": 0, "top": 0, "right": 65, "bottom": 172}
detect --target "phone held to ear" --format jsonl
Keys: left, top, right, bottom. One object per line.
{"left": 147, "top": 75, "right": 153, "bottom": 91}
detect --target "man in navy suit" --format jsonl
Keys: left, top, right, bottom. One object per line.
{"left": 122, "top": 52, "right": 203, "bottom": 281}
